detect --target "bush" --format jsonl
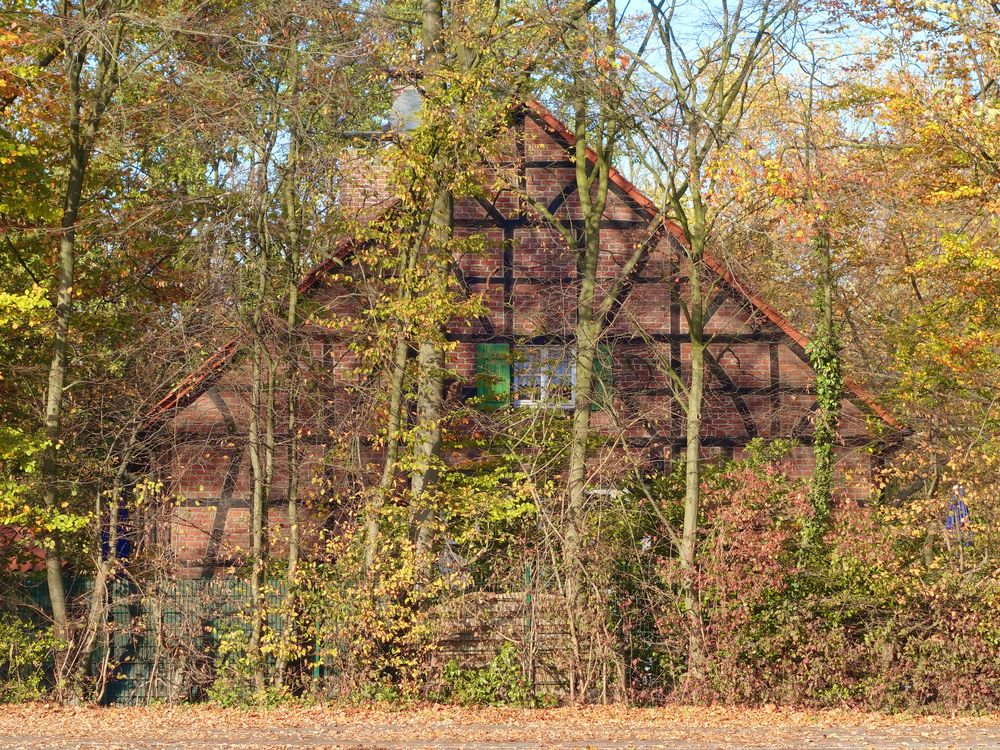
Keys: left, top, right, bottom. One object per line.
{"left": 207, "top": 626, "right": 295, "bottom": 708}
{"left": 299, "top": 531, "right": 439, "bottom": 701}
{"left": 435, "top": 642, "right": 537, "bottom": 706}
{"left": 0, "top": 614, "right": 55, "bottom": 702}
{"left": 627, "top": 442, "right": 1000, "bottom": 711}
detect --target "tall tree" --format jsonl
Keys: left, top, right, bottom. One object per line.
{"left": 524, "top": 0, "right": 658, "bottom": 698}
{"left": 1, "top": 0, "right": 244, "bottom": 701}
{"left": 40, "top": 1, "right": 131, "bottom": 682}
{"left": 798, "top": 48, "right": 843, "bottom": 547}
{"left": 407, "top": 0, "right": 453, "bottom": 577}
{"left": 359, "top": 0, "right": 543, "bottom": 579}
{"left": 631, "top": 0, "right": 795, "bottom": 675}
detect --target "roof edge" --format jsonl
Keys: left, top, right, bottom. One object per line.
{"left": 143, "top": 238, "right": 357, "bottom": 430}
{"left": 523, "top": 98, "right": 901, "bottom": 431}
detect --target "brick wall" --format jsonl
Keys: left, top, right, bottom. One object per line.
{"left": 156, "top": 108, "right": 890, "bottom": 573}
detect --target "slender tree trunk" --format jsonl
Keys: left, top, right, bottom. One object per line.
{"left": 39, "top": 11, "right": 125, "bottom": 700}
{"left": 409, "top": 337, "right": 444, "bottom": 570}
{"left": 276, "top": 36, "right": 303, "bottom": 685}
{"left": 276, "top": 269, "right": 300, "bottom": 687}
{"left": 42, "top": 147, "right": 82, "bottom": 696}
{"left": 806, "top": 220, "right": 841, "bottom": 545}
{"left": 42, "top": 45, "right": 92, "bottom": 699}
{"left": 247, "top": 339, "right": 267, "bottom": 691}
{"left": 800, "top": 63, "right": 842, "bottom": 548}
{"left": 562, "top": 61, "right": 613, "bottom": 699}
{"left": 283, "top": 37, "right": 302, "bottom": 588}
{"left": 409, "top": 195, "right": 451, "bottom": 579}
{"left": 247, "top": 181, "right": 275, "bottom": 691}
{"left": 563, "top": 315, "right": 597, "bottom": 701}
{"left": 564, "top": 258, "right": 599, "bottom": 700}
{"left": 364, "top": 226, "right": 423, "bottom": 574}
{"left": 672, "top": 106, "right": 711, "bottom": 679}
{"left": 73, "top": 437, "right": 137, "bottom": 701}
{"left": 247, "top": 342, "right": 276, "bottom": 692}
{"left": 408, "top": 0, "right": 450, "bottom": 581}
{"left": 365, "top": 332, "right": 409, "bottom": 573}
{"left": 680, "top": 235, "right": 706, "bottom": 678}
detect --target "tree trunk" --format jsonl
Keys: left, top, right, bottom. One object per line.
{"left": 409, "top": 191, "right": 451, "bottom": 580}
{"left": 276, "top": 36, "right": 303, "bottom": 686}
{"left": 561, "top": 65, "right": 613, "bottom": 699}
{"left": 800, "top": 63, "right": 842, "bottom": 549}
{"left": 42, "top": 44, "right": 92, "bottom": 700}
{"left": 410, "top": 339, "right": 444, "bottom": 573}
{"left": 247, "top": 339, "right": 268, "bottom": 692}
{"left": 247, "top": 188, "right": 275, "bottom": 691}
{"left": 563, "top": 315, "right": 597, "bottom": 700}
{"left": 806, "top": 220, "right": 842, "bottom": 546}
{"left": 407, "top": 0, "right": 450, "bottom": 582}
{"left": 365, "top": 331, "right": 409, "bottom": 573}
{"left": 680, "top": 240, "right": 706, "bottom": 678}
{"left": 73, "top": 438, "right": 137, "bottom": 701}
{"left": 276, "top": 275, "right": 300, "bottom": 687}
{"left": 42, "top": 150, "right": 81, "bottom": 696}
{"left": 39, "top": 10, "right": 126, "bottom": 701}
{"left": 364, "top": 226, "right": 423, "bottom": 574}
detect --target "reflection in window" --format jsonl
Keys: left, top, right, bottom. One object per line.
{"left": 513, "top": 345, "right": 576, "bottom": 407}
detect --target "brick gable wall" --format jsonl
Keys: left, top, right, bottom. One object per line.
{"left": 154, "top": 109, "right": 890, "bottom": 576}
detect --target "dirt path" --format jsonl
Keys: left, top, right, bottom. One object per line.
{"left": 3, "top": 704, "right": 999, "bottom": 749}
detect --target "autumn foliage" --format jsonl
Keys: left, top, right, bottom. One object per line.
{"left": 1, "top": 0, "right": 999, "bottom": 714}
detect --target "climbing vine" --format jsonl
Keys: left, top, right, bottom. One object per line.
{"left": 804, "top": 283, "right": 843, "bottom": 547}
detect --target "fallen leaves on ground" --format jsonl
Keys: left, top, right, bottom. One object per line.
{"left": 3, "top": 702, "right": 1000, "bottom": 750}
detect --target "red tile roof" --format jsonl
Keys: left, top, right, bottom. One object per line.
{"left": 1, "top": 527, "right": 47, "bottom": 573}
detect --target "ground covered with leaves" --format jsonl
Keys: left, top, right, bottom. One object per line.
{"left": 3, "top": 704, "right": 1000, "bottom": 749}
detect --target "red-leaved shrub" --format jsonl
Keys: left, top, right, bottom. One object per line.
{"left": 632, "top": 448, "right": 1000, "bottom": 711}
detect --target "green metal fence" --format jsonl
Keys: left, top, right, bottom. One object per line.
{"left": 11, "top": 572, "right": 574, "bottom": 705}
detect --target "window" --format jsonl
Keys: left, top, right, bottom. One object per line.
{"left": 474, "top": 342, "right": 612, "bottom": 411}
{"left": 513, "top": 345, "right": 576, "bottom": 408}
{"left": 100, "top": 506, "right": 133, "bottom": 562}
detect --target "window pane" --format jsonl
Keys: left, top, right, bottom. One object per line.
{"left": 513, "top": 347, "right": 544, "bottom": 402}
{"left": 513, "top": 345, "right": 575, "bottom": 406}
{"left": 546, "top": 357, "right": 574, "bottom": 403}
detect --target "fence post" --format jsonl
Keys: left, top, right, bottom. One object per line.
{"left": 524, "top": 562, "right": 535, "bottom": 690}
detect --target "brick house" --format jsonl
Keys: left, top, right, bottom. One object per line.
{"left": 144, "top": 101, "right": 900, "bottom": 577}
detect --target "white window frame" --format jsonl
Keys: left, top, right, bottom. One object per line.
{"left": 512, "top": 345, "right": 576, "bottom": 409}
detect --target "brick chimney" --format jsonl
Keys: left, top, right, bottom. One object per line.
{"left": 338, "top": 147, "right": 393, "bottom": 225}
{"left": 338, "top": 87, "right": 422, "bottom": 225}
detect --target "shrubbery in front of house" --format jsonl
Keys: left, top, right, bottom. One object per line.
{"left": 619, "top": 444, "right": 1000, "bottom": 712}
{"left": 434, "top": 642, "right": 538, "bottom": 707}
{"left": 7, "top": 442, "right": 999, "bottom": 713}
{"left": 0, "top": 613, "right": 55, "bottom": 703}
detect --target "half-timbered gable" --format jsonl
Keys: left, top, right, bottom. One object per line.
{"left": 148, "top": 102, "right": 898, "bottom": 576}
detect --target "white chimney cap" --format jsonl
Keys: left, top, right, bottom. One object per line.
{"left": 389, "top": 86, "right": 422, "bottom": 133}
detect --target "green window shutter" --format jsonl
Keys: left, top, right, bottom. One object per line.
{"left": 591, "top": 343, "right": 613, "bottom": 411}
{"left": 476, "top": 343, "right": 511, "bottom": 409}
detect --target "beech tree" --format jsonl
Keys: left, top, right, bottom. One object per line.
{"left": 20, "top": 0, "right": 218, "bottom": 699}
{"left": 357, "top": 0, "right": 542, "bottom": 579}
{"left": 526, "top": 0, "right": 657, "bottom": 699}
{"left": 40, "top": 0, "right": 135, "bottom": 687}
